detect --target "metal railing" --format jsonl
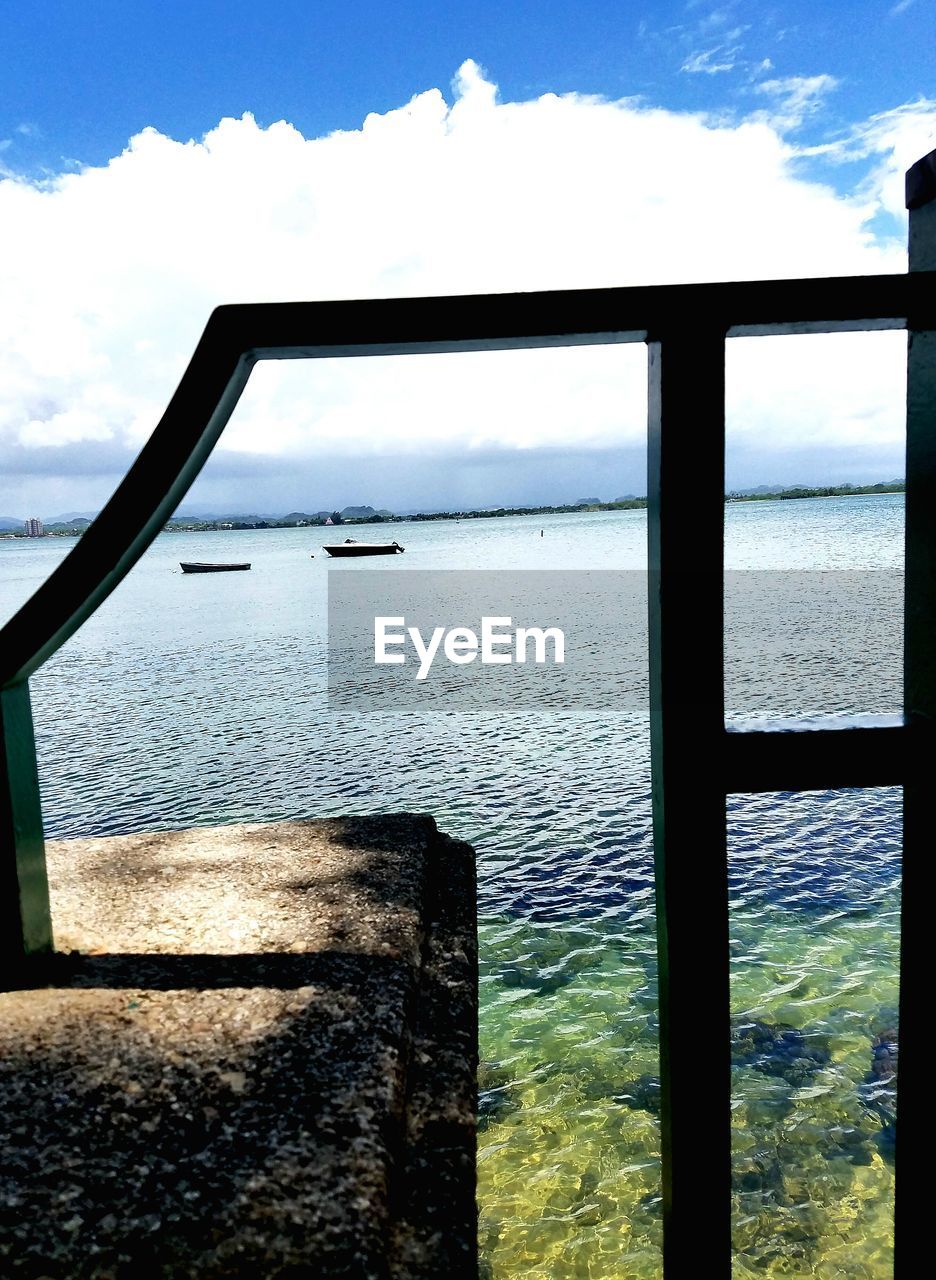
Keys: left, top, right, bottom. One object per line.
{"left": 3, "top": 150, "right": 934, "bottom": 1277}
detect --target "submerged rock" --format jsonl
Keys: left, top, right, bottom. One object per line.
{"left": 497, "top": 964, "right": 575, "bottom": 997}
{"left": 731, "top": 1201, "right": 827, "bottom": 1269}
{"left": 823, "top": 1123, "right": 874, "bottom": 1167}
{"left": 478, "top": 1060, "right": 522, "bottom": 1132}
{"left": 861, "top": 1017, "right": 898, "bottom": 1157}
{"left": 612, "top": 1073, "right": 661, "bottom": 1116}
{"left": 637, "top": 1191, "right": 663, "bottom": 1219}
{"left": 743, "top": 1090, "right": 796, "bottom": 1126}
{"left": 612, "top": 1019, "right": 831, "bottom": 1119}
{"left": 868, "top": 1024, "right": 898, "bottom": 1085}
{"left": 731, "top": 1019, "right": 831, "bottom": 1087}
{"left": 731, "top": 1149, "right": 786, "bottom": 1200}
{"left": 495, "top": 938, "right": 598, "bottom": 998}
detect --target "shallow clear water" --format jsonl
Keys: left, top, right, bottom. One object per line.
{"left": 0, "top": 494, "right": 903, "bottom": 1278}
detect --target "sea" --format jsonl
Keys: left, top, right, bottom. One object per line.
{"left": 0, "top": 493, "right": 904, "bottom": 1280}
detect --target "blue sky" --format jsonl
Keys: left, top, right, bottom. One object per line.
{"left": 1, "top": 1, "right": 934, "bottom": 516}
{"left": 3, "top": 1, "right": 932, "bottom": 177}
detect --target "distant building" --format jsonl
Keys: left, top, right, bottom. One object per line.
{"left": 24, "top": 517, "right": 43, "bottom": 537}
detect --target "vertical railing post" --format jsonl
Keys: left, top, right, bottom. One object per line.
{"left": 899, "top": 147, "right": 936, "bottom": 1276}
{"left": 0, "top": 680, "right": 53, "bottom": 974}
{"left": 647, "top": 326, "right": 729, "bottom": 1275}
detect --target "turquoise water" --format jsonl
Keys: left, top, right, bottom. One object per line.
{"left": 0, "top": 494, "right": 904, "bottom": 1277}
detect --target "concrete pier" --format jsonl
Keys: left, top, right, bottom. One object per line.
{"left": 0, "top": 814, "right": 477, "bottom": 1278}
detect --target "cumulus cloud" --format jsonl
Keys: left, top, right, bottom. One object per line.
{"left": 0, "top": 59, "right": 933, "bottom": 513}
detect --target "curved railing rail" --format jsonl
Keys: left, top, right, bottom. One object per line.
{"left": 2, "top": 145, "right": 935, "bottom": 1275}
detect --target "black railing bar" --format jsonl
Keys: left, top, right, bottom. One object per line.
{"left": 722, "top": 720, "right": 916, "bottom": 792}
{"left": 250, "top": 332, "right": 649, "bottom": 358}
{"left": 199, "top": 271, "right": 936, "bottom": 358}
{"left": 245, "top": 314, "right": 905, "bottom": 360}
{"left": 244, "top": 316, "right": 907, "bottom": 361}
{"left": 727, "top": 318, "right": 905, "bottom": 337}
{"left": 726, "top": 712, "right": 906, "bottom": 733}
{"left": 897, "top": 154, "right": 936, "bottom": 1276}
{"left": 647, "top": 330, "right": 730, "bottom": 1273}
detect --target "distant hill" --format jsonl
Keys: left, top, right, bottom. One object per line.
{"left": 730, "top": 481, "right": 903, "bottom": 497}
{"left": 339, "top": 505, "right": 377, "bottom": 519}
{"left": 165, "top": 506, "right": 395, "bottom": 526}
{"left": 45, "top": 518, "right": 92, "bottom": 530}
{"left": 728, "top": 480, "right": 905, "bottom": 503}
{"left": 0, "top": 516, "right": 24, "bottom": 530}
{"left": 732, "top": 484, "right": 807, "bottom": 496}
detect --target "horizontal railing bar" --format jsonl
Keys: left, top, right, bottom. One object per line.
{"left": 723, "top": 715, "right": 918, "bottom": 791}
{"left": 728, "top": 317, "right": 905, "bottom": 338}
{"left": 253, "top": 331, "right": 651, "bottom": 357}
{"left": 195, "top": 271, "right": 936, "bottom": 359}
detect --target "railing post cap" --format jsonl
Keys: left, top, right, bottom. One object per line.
{"left": 906, "top": 148, "right": 936, "bottom": 211}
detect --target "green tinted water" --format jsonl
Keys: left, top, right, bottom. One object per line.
{"left": 478, "top": 891, "right": 898, "bottom": 1279}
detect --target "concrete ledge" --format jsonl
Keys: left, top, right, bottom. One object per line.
{"left": 0, "top": 814, "right": 477, "bottom": 1279}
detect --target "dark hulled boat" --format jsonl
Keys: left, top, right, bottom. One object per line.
{"left": 321, "top": 540, "right": 405, "bottom": 557}
{"left": 180, "top": 562, "right": 251, "bottom": 573}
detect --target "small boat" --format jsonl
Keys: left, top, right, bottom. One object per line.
{"left": 321, "top": 539, "right": 405, "bottom": 558}
{"left": 180, "top": 562, "right": 251, "bottom": 573}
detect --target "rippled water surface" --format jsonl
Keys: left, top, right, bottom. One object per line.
{"left": 0, "top": 494, "right": 904, "bottom": 1278}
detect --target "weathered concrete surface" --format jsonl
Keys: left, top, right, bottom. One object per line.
{"left": 0, "top": 814, "right": 477, "bottom": 1279}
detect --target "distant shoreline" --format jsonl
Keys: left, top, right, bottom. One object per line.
{"left": 725, "top": 481, "right": 904, "bottom": 504}
{"left": 0, "top": 482, "right": 906, "bottom": 538}
{"left": 151, "top": 480, "right": 908, "bottom": 531}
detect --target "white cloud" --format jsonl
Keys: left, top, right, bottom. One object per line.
{"left": 753, "top": 74, "right": 840, "bottom": 131}
{"left": 0, "top": 60, "right": 933, "bottom": 512}
{"left": 726, "top": 330, "right": 908, "bottom": 454}
{"left": 681, "top": 46, "right": 741, "bottom": 74}
{"left": 813, "top": 98, "right": 936, "bottom": 220}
